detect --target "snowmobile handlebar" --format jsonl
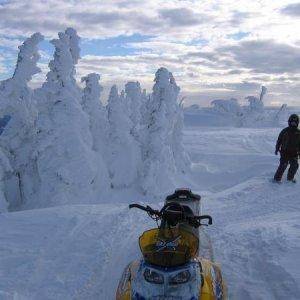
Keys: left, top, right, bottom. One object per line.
{"left": 129, "top": 203, "right": 213, "bottom": 227}
{"left": 129, "top": 203, "right": 161, "bottom": 217}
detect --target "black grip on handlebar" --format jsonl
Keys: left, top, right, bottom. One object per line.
{"left": 129, "top": 203, "right": 160, "bottom": 216}
{"left": 129, "top": 204, "right": 148, "bottom": 211}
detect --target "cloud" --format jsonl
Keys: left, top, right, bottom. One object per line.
{"left": 68, "top": 11, "right": 131, "bottom": 27}
{"left": 229, "top": 11, "right": 253, "bottom": 26}
{"left": 1, "top": 0, "right": 300, "bottom": 106}
{"left": 281, "top": 3, "right": 300, "bottom": 17}
{"left": 158, "top": 8, "right": 209, "bottom": 26}
{"left": 218, "top": 40, "right": 300, "bottom": 74}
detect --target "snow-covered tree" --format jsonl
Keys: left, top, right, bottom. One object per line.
{"left": 140, "top": 68, "right": 178, "bottom": 194}
{"left": 0, "top": 32, "right": 44, "bottom": 209}
{"left": 172, "top": 99, "right": 191, "bottom": 174}
{"left": 140, "top": 89, "right": 150, "bottom": 127}
{"left": 33, "top": 29, "right": 101, "bottom": 207}
{"left": 245, "top": 86, "right": 267, "bottom": 113}
{"left": 211, "top": 98, "right": 242, "bottom": 116}
{"left": 81, "top": 73, "right": 110, "bottom": 187}
{"left": 65, "top": 27, "right": 80, "bottom": 65}
{"left": 140, "top": 68, "right": 191, "bottom": 194}
{"left": 0, "top": 148, "right": 13, "bottom": 212}
{"left": 81, "top": 73, "right": 108, "bottom": 150}
{"left": 240, "top": 86, "right": 268, "bottom": 126}
{"left": 125, "top": 81, "right": 143, "bottom": 141}
{"left": 169, "top": 73, "right": 191, "bottom": 173}
{"left": 273, "top": 104, "right": 288, "bottom": 126}
{"left": 107, "top": 85, "right": 140, "bottom": 189}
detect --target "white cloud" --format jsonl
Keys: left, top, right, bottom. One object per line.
{"left": 1, "top": 0, "right": 300, "bottom": 105}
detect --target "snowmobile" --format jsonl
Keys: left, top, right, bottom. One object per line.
{"left": 116, "top": 188, "right": 227, "bottom": 300}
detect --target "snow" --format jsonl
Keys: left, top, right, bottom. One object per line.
{"left": 140, "top": 67, "right": 190, "bottom": 194}
{"left": 31, "top": 29, "right": 99, "bottom": 208}
{"left": 198, "top": 86, "right": 289, "bottom": 128}
{"left": 1, "top": 122, "right": 299, "bottom": 299}
{"left": 107, "top": 85, "right": 140, "bottom": 189}
{"left": 0, "top": 32, "right": 44, "bottom": 210}
{"left": 0, "top": 29, "right": 189, "bottom": 210}
{"left": 0, "top": 29, "right": 299, "bottom": 300}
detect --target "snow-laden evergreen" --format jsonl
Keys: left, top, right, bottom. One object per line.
{"left": 211, "top": 98, "right": 242, "bottom": 116}
{"left": 172, "top": 98, "right": 191, "bottom": 173}
{"left": 140, "top": 67, "right": 190, "bottom": 194}
{"left": 107, "top": 85, "right": 141, "bottom": 189}
{"left": 0, "top": 29, "right": 192, "bottom": 206}
{"left": 0, "top": 32, "right": 44, "bottom": 209}
{"left": 81, "top": 73, "right": 110, "bottom": 189}
{"left": 169, "top": 73, "right": 191, "bottom": 173}
{"left": 81, "top": 73, "right": 108, "bottom": 151}
{"left": 246, "top": 86, "right": 267, "bottom": 113}
{"left": 32, "top": 29, "right": 99, "bottom": 207}
{"left": 0, "top": 149, "right": 12, "bottom": 212}
{"left": 125, "top": 81, "right": 142, "bottom": 140}
{"left": 208, "top": 86, "right": 288, "bottom": 127}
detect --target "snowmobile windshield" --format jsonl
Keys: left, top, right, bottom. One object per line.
{"left": 139, "top": 227, "right": 198, "bottom": 267}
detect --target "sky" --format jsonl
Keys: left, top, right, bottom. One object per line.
{"left": 0, "top": 0, "right": 300, "bottom": 106}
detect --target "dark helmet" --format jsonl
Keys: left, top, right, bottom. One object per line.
{"left": 288, "top": 114, "right": 299, "bottom": 128}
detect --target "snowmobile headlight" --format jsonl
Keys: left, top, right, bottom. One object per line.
{"left": 143, "top": 268, "right": 164, "bottom": 284}
{"left": 169, "top": 270, "right": 191, "bottom": 285}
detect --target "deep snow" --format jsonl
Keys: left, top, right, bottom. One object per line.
{"left": 0, "top": 118, "right": 299, "bottom": 300}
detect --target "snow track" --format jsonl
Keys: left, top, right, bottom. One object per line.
{"left": 0, "top": 126, "right": 299, "bottom": 299}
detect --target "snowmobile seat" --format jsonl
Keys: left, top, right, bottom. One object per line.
{"left": 165, "top": 188, "right": 201, "bottom": 217}
{"left": 166, "top": 188, "right": 201, "bottom": 202}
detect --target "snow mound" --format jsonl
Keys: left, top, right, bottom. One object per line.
{"left": 1, "top": 126, "right": 299, "bottom": 299}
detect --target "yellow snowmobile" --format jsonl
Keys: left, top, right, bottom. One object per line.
{"left": 116, "top": 188, "right": 227, "bottom": 300}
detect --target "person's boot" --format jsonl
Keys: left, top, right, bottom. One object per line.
{"left": 287, "top": 178, "right": 297, "bottom": 183}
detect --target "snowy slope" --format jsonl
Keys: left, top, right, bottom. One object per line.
{"left": 0, "top": 204, "right": 152, "bottom": 299}
{"left": 1, "top": 122, "right": 300, "bottom": 299}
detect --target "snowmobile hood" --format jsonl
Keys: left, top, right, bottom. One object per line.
{"left": 139, "top": 227, "right": 199, "bottom": 267}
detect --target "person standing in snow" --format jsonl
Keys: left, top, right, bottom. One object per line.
{"left": 274, "top": 114, "right": 300, "bottom": 183}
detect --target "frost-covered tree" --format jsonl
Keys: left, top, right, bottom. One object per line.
{"left": 140, "top": 68, "right": 178, "bottom": 194}
{"left": 211, "top": 98, "right": 242, "bottom": 116}
{"left": 140, "top": 89, "right": 150, "bottom": 127}
{"left": 245, "top": 86, "right": 267, "bottom": 113}
{"left": 0, "top": 148, "right": 13, "bottom": 212}
{"left": 140, "top": 68, "right": 190, "bottom": 193}
{"left": 172, "top": 98, "right": 191, "bottom": 174}
{"left": 0, "top": 32, "right": 44, "bottom": 208}
{"left": 241, "top": 86, "right": 268, "bottom": 126}
{"left": 33, "top": 29, "right": 101, "bottom": 207}
{"left": 107, "top": 85, "right": 140, "bottom": 189}
{"left": 273, "top": 104, "right": 288, "bottom": 126}
{"left": 81, "top": 73, "right": 109, "bottom": 187}
{"left": 65, "top": 27, "right": 80, "bottom": 65}
{"left": 81, "top": 73, "right": 108, "bottom": 150}
{"left": 125, "top": 81, "right": 142, "bottom": 140}
{"left": 169, "top": 73, "right": 191, "bottom": 173}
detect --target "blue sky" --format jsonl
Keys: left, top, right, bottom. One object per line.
{"left": 0, "top": 0, "right": 300, "bottom": 106}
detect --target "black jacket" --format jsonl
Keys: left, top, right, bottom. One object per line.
{"left": 276, "top": 127, "right": 300, "bottom": 157}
